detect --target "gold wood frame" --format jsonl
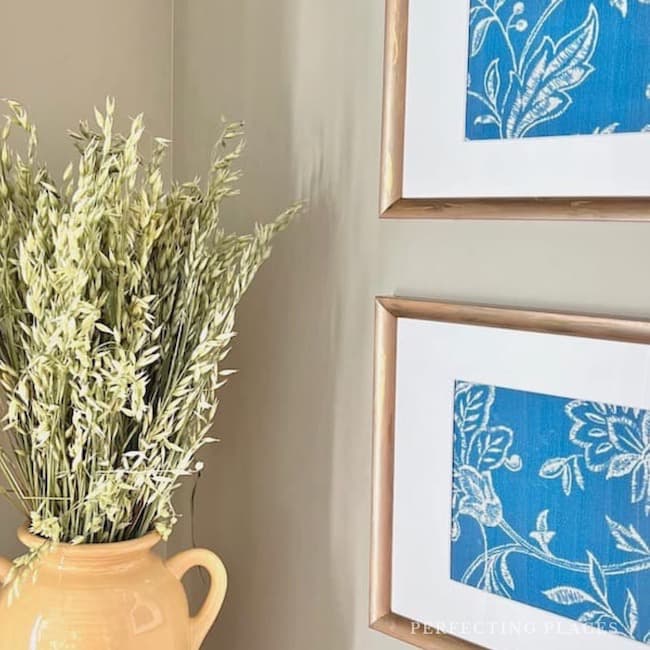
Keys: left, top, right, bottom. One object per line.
{"left": 370, "top": 296, "right": 650, "bottom": 648}
{"left": 380, "top": 0, "right": 650, "bottom": 221}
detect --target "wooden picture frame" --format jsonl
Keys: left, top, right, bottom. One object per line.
{"left": 369, "top": 296, "right": 650, "bottom": 649}
{"left": 380, "top": 0, "right": 650, "bottom": 221}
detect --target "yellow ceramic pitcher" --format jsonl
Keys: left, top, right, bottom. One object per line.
{"left": 0, "top": 526, "right": 227, "bottom": 649}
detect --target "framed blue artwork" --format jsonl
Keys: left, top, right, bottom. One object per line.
{"left": 371, "top": 296, "right": 650, "bottom": 650}
{"left": 380, "top": 0, "right": 650, "bottom": 219}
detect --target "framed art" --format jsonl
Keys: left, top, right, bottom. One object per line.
{"left": 380, "top": 0, "right": 650, "bottom": 219}
{"left": 370, "top": 296, "right": 650, "bottom": 649}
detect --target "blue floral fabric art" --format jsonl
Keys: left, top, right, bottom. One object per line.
{"left": 465, "top": 0, "right": 650, "bottom": 139}
{"left": 450, "top": 381, "right": 650, "bottom": 644}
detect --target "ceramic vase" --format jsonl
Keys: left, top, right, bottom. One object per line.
{"left": 0, "top": 526, "right": 227, "bottom": 649}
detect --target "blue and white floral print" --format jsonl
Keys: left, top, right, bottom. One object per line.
{"left": 451, "top": 381, "right": 650, "bottom": 644}
{"left": 465, "top": 0, "right": 650, "bottom": 139}
{"left": 540, "top": 402, "right": 650, "bottom": 513}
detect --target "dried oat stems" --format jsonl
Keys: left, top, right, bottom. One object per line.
{"left": 0, "top": 99, "right": 298, "bottom": 545}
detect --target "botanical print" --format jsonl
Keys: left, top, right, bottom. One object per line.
{"left": 450, "top": 381, "right": 650, "bottom": 644}
{"left": 465, "top": 0, "right": 650, "bottom": 139}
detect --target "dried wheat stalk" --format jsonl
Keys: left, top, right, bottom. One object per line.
{"left": 0, "top": 99, "right": 299, "bottom": 548}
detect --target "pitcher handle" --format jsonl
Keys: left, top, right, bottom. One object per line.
{"left": 166, "top": 548, "right": 227, "bottom": 650}
{"left": 0, "top": 556, "right": 11, "bottom": 585}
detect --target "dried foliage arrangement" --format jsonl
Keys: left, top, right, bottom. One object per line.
{"left": 0, "top": 99, "right": 298, "bottom": 551}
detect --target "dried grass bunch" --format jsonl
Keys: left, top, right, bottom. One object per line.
{"left": 0, "top": 99, "right": 298, "bottom": 547}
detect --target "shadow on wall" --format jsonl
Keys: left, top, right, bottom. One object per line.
{"left": 173, "top": 0, "right": 357, "bottom": 648}
{"left": 0, "top": 436, "right": 22, "bottom": 561}
{"left": 197, "top": 172, "right": 348, "bottom": 650}
{"left": 1, "top": 398, "right": 21, "bottom": 557}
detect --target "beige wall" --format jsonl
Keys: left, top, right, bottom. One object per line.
{"left": 3, "top": 2, "right": 650, "bottom": 649}
{"left": 173, "top": 1, "right": 650, "bottom": 649}
{"left": 0, "top": 0, "right": 173, "bottom": 562}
